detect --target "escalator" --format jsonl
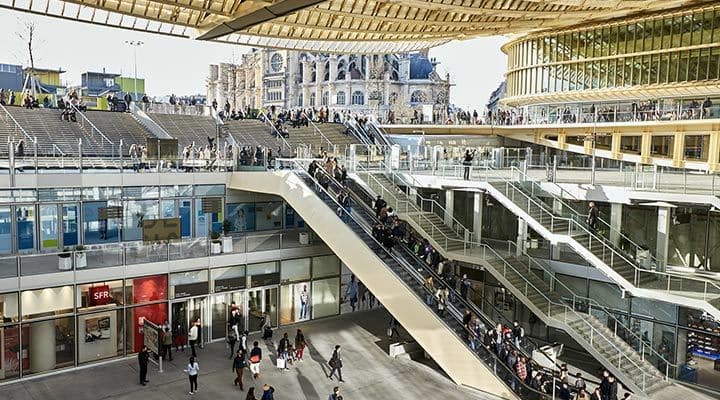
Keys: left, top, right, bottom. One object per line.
{"left": 228, "top": 167, "right": 517, "bottom": 399}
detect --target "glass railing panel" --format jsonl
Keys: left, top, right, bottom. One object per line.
{"left": 19, "top": 253, "right": 63, "bottom": 276}
{"left": 245, "top": 234, "right": 280, "bottom": 252}
{"left": 84, "top": 247, "right": 123, "bottom": 269}
{"left": 169, "top": 238, "right": 209, "bottom": 260}
{"left": 0, "top": 255, "right": 17, "bottom": 278}
{"left": 125, "top": 242, "right": 169, "bottom": 264}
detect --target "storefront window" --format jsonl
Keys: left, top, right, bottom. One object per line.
{"left": 280, "top": 258, "right": 311, "bottom": 283}
{"left": 126, "top": 303, "right": 168, "bottom": 354}
{"left": 211, "top": 266, "right": 246, "bottom": 293}
{"left": 77, "top": 280, "right": 124, "bottom": 310}
{"left": 0, "top": 206, "right": 11, "bottom": 254}
{"left": 0, "top": 292, "right": 19, "bottom": 323}
{"left": 62, "top": 204, "right": 79, "bottom": 247}
{"left": 312, "top": 255, "right": 340, "bottom": 278}
{"left": 23, "top": 316, "right": 75, "bottom": 376}
{"left": 160, "top": 185, "right": 193, "bottom": 198}
{"left": 21, "top": 286, "right": 73, "bottom": 320}
{"left": 125, "top": 275, "right": 168, "bottom": 305}
{"left": 194, "top": 185, "right": 225, "bottom": 197}
{"left": 77, "top": 309, "right": 123, "bottom": 364}
{"left": 0, "top": 325, "right": 21, "bottom": 382}
{"left": 39, "top": 205, "right": 59, "bottom": 251}
{"left": 280, "top": 282, "right": 310, "bottom": 325}
{"left": 312, "top": 277, "right": 340, "bottom": 319}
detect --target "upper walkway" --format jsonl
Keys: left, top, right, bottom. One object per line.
{"left": 380, "top": 117, "right": 720, "bottom": 173}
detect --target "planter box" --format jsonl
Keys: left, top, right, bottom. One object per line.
{"left": 211, "top": 242, "right": 222, "bottom": 254}
{"left": 58, "top": 255, "right": 73, "bottom": 271}
{"left": 222, "top": 237, "right": 233, "bottom": 253}
{"left": 75, "top": 252, "right": 87, "bottom": 269}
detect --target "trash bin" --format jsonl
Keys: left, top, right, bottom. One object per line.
{"left": 299, "top": 232, "right": 309, "bottom": 245}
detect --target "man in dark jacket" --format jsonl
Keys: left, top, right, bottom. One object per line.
{"left": 374, "top": 195, "right": 387, "bottom": 218}
{"left": 232, "top": 350, "right": 246, "bottom": 390}
{"left": 328, "top": 386, "right": 341, "bottom": 400}
{"left": 138, "top": 345, "right": 150, "bottom": 385}
{"left": 327, "top": 344, "right": 344, "bottom": 382}
{"left": 587, "top": 202, "right": 599, "bottom": 234}
{"left": 124, "top": 92, "right": 133, "bottom": 111}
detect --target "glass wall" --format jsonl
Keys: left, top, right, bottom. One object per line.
{"left": 504, "top": 6, "right": 720, "bottom": 100}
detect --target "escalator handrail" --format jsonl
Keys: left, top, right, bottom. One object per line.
{"left": 292, "top": 161, "right": 562, "bottom": 399}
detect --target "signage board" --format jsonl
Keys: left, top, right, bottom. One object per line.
{"left": 142, "top": 218, "right": 181, "bottom": 242}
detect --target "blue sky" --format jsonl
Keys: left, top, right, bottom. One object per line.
{"left": 0, "top": 10, "right": 507, "bottom": 110}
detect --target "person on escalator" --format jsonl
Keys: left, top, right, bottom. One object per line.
{"left": 374, "top": 195, "right": 387, "bottom": 218}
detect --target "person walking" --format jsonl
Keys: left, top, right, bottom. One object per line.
{"left": 162, "top": 327, "right": 173, "bottom": 361}
{"left": 261, "top": 384, "right": 275, "bottom": 400}
{"left": 329, "top": 386, "right": 341, "bottom": 400}
{"left": 241, "top": 330, "right": 249, "bottom": 352}
{"left": 185, "top": 356, "right": 199, "bottom": 394}
{"left": 232, "top": 350, "right": 247, "bottom": 390}
{"left": 245, "top": 387, "right": 257, "bottom": 400}
{"left": 188, "top": 321, "right": 199, "bottom": 357}
{"left": 328, "top": 344, "right": 344, "bottom": 382}
{"left": 586, "top": 202, "right": 599, "bottom": 235}
{"left": 261, "top": 312, "right": 273, "bottom": 340}
{"left": 277, "top": 332, "right": 291, "bottom": 370}
{"left": 249, "top": 341, "right": 262, "bottom": 379}
{"left": 460, "top": 274, "right": 470, "bottom": 300}
{"left": 227, "top": 327, "right": 238, "bottom": 359}
{"left": 294, "top": 329, "right": 306, "bottom": 361}
{"left": 138, "top": 345, "right": 150, "bottom": 385}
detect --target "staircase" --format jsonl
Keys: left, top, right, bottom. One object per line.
{"left": 352, "top": 168, "right": 681, "bottom": 398}
{"left": 84, "top": 111, "right": 154, "bottom": 154}
{"left": 362, "top": 172, "right": 469, "bottom": 251}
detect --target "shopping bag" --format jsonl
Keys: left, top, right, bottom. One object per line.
{"left": 276, "top": 358, "right": 286, "bottom": 369}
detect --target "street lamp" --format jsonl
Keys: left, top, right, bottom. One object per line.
{"left": 124, "top": 40, "right": 144, "bottom": 101}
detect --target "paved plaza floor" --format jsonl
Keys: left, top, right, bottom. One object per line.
{"left": 2, "top": 308, "right": 489, "bottom": 400}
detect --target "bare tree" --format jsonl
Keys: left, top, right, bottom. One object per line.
{"left": 16, "top": 19, "right": 38, "bottom": 96}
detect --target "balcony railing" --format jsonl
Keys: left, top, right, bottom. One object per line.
{"left": 1, "top": 230, "right": 319, "bottom": 278}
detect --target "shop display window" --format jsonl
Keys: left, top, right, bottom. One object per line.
{"left": 312, "top": 278, "right": 340, "bottom": 319}
{"left": 0, "top": 292, "right": 18, "bottom": 323}
{"left": 125, "top": 275, "right": 168, "bottom": 305}
{"left": 280, "top": 282, "right": 311, "bottom": 325}
{"left": 77, "top": 280, "right": 124, "bottom": 310}
{"left": 126, "top": 303, "right": 168, "bottom": 354}
{"left": 77, "top": 309, "right": 123, "bottom": 364}
{"left": 23, "top": 316, "right": 75, "bottom": 376}
{"left": 21, "top": 286, "right": 74, "bottom": 320}
{"left": 0, "top": 325, "right": 22, "bottom": 382}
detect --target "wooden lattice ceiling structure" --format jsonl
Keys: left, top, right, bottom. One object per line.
{"left": 0, "top": 0, "right": 714, "bottom": 53}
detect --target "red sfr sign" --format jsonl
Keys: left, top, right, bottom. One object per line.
{"left": 89, "top": 285, "right": 112, "bottom": 306}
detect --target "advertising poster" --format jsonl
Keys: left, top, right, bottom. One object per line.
{"left": 84, "top": 316, "right": 111, "bottom": 342}
{"left": 226, "top": 204, "right": 256, "bottom": 232}
{"left": 255, "top": 202, "right": 282, "bottom": 230}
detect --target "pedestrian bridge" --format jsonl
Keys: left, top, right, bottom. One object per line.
{"left": 380, "top": 118, "right": 720, "bottom": 173}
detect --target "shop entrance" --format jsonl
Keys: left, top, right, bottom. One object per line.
{"left": 210, "top": 291, "right": 246, "bottom": 341}
{"left": 247, "top": 287, "right": 278, "bottom": 332}
{"left": 171, "top": 297, "right": 209, "bottom": 345}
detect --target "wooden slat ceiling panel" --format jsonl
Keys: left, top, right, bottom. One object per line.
{"left": 2, "top": 0, "right": 718, "bottom": 52}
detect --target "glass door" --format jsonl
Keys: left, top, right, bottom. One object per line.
{"left": 247, "top": 287, "right": 278, "bottom": 332}
{"left": 187, "top": 297, "right": 208, "bottom": 345}
{"left": 179, "top": 199, "right": 192, "bottom": 238}
{"left": 15, "top": 205, "right": 35, "bottom": 252}
{"left": 210, "top": 291, "right": 246, "bottom": 340}
{"left": 0, "top": 207, "right": 11, "bottom": 254}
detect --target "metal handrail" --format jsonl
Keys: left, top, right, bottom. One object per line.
{"left": 257, "top": 111, "right": 293, "bottom": 153}
{"left": 367, "top": 120, "right": 392, "bottom": 147}
{"left": 483, "top": 171, "right": 720, "bottom": 300}
{"left": 510, "top": 165, "right": 665, "bottom": 269}
{"left": 130, "top": 103, "right": 174, "bottom": 139}
{"left": 478, "top": 241, "right": 658, "bottom": 392}
{"left": 0, "top": 103, "right": 35, "bottom": 143}
{"left": 71, "top": 104, "right": 115, "bottom": 155}
{"left": 388, "top": 168, "right": 474, "bottom": 240}
{"left": 307, "top": 117, "right": 336, "bottom": 154}
{"left": 291, "top": 160, "right": 560, "bottom": 399}
{"left": 334, "top": 168, "right": 565, "bottom": 375}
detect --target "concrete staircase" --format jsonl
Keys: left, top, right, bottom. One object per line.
{"left": 83, "top": 110, "right": 154, "bottom": 154}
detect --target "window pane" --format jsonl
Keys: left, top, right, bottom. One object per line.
{"left": 280, "top": 258, "right": 311, "bottom": 283}
{"left": 21, "top": 286, "right": 73, "bottom": 320}
{"left": 312, "top": 277, "right": 339, "bottom": 319}
{"left": 77, "top": 309, "right": 123, "bottom": 364}
{"left": 23, "top": 316, "right": 75, "bottom": 375}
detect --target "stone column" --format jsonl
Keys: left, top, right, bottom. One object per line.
{"left": 516, "top": 217, "right": 528, "bottom": 257}
{"left": 656, "top": 206, "right": 672, "bottom": 272}
{"left": 473, "top": 192, "right": 483, "bottom": 242}
{"left": 30, "top": 319, "right": 56, "bottom": 373}
{"left": 444, "top": 190, "right": 454, "bottom": 228}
